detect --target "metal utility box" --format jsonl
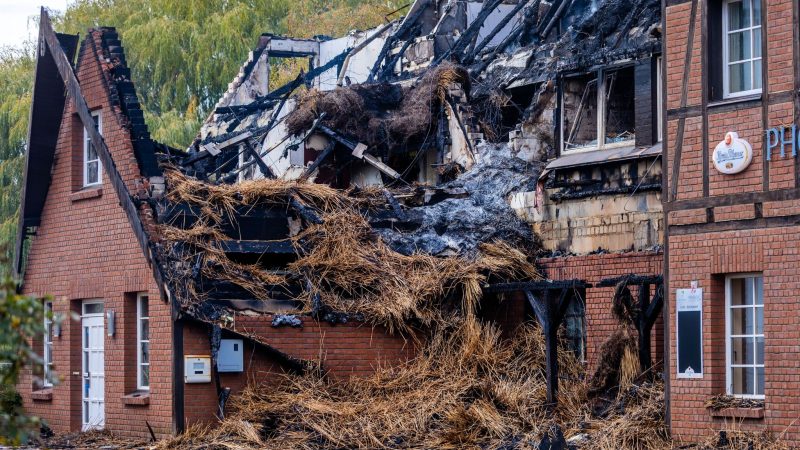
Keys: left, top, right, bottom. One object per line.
{"left": 184, "top": 356, "right": 211, "bottom": 383}
{"left": 217, "top": 339, "right": 244, "bottom": 372}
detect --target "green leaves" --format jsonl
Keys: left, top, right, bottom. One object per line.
{"left": 0, "top": 279, "right": 49, "bottom": 446}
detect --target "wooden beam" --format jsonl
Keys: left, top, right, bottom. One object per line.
{"left": 665, "top": 186, "right": 800, "bottom": 212}
{"left": 299, "top": 141, "right": 335, "bottom": 182}
{"left": 40, "top": 9, "right": 169, "bottom": 302}
{"left": 216, "top": 239, "right": 295, "bottom": 254}
{"left": 483, "top": 280, "right": 590, "bottom": 294}
{"left": 670, "top": 0, "right": 698, "bottom": 202}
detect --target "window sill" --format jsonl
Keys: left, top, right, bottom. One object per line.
{"left": 70, "top": 187, "right": 103, "bottom": 202}
{"left": 122, "top": 391, "right": 150, "bottom": 406}
{"left": 711, "top": 407, "right": 764, "bottom": 419}
{"left": 31, "top": 388, "right": 53, "bottom": 402}
{"left": 708, "top": 94, "right": 762, "bottom": 111}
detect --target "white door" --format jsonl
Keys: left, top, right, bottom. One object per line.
{"left": 82, "top": 301, "right": 105, "bottom": 431}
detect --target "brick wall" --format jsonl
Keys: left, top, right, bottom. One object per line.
{"left": 181, "top": 316, "right": 417, "bottom": 426}
{"left": 18, "top": 30, "right": 172, "bottom": 439}
{"left": 539, "top": 251, "right": 664, "bottom": 370}
{"left": 664, "top": 0, "right": 800, "bottom": 443}
{"left": 669, "top": 227, "right": 800, "bottom": 444}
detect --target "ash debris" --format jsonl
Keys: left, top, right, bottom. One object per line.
{"left": 377, "top": 142, "right": 541, "bottom": 257}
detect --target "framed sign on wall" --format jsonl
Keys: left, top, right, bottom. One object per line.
{"left": 676, "top": 287, "right": 703, "bottom": 378}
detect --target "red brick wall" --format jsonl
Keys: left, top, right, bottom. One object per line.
{"left": 664, "top": 0, "right": 800, "bottom": 443}
{"left": 181, "top": 316, "right": 417, "bottom": 426}
{"left": 669, "top": 227, "right": 800, "bottom": 444}
{"left": 539, "top": 251, "right": 664, "bottom": 370}
{"left": 18, "top": 31, "right": 173, "bottom": 439}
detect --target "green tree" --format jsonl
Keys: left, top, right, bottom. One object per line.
{"left": 0, "top": 46, "right": 35, "bottom": 273}
{"left": 0, "top": 279, "right": 51, "bottom": 445}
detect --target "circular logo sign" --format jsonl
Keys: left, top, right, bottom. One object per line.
{"left": 712, "top": 132, "right": 753, "bottom": 174}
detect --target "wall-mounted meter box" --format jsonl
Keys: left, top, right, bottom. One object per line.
{"left": 184, "top": 356, "right": 211, "bottom": 383}
{"left": 217, "top": 339, "right": 244, "bottom": 372}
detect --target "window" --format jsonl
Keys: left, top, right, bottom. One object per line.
{"left": 726, "top": 274, "right": 764, "bottom": 398}
{"left": 43, "top": 301, "right": 53, "bottom": 387}
{"left": 563, "top": 294, "right": 586, "bottom": 361}
{"left": 83, "top": 112, "right": 102, "bottom": 187}
{"left": 722, "top": 0, "right": 762, "bottom": 98}
{"left": 561, "top": 66, "right": 636, "bottom": 153}
{"left": 137, "top": 294, "right": 150, "bottom": 390}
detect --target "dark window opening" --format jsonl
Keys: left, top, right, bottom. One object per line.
{"left": 604, "top": 67, "right": 636, "bottom": 144}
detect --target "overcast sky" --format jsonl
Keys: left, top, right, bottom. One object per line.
{"left": 0, "top": 1, "right": 71, "bottom": 48}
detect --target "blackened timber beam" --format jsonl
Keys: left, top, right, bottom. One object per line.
{"left": 367, "top": 0, "right": 430, "bottom": 82}
{"left": 39, "top": 9, "right": 169, "bottom": 302}
{"left": 207, "top": 298, "right": 301, "bottom": 314}
{"left": 289, "top": 195, "right": 323, "bottom": 225}
{"left": 465, "top": 0, "right": 533, "bottom": 64}
{"left": 435, "top": 0, "right": 504, "bottom": 65}
{"left": 216, "top": 239, "right": 295, "bottom": 254}
{"left": 638, "top": 283, "right": 652, "bottom": 371}
{"left": 597, "top": 274, "right": 663, "bottom": 287}
{"left": 244, "top": 140, "right": 273, "bottom": 179}
{"left": 670, "top": 0, "right": 698, "bottom": 201}
{"left": 525, "top": 288, "right": 574, "bottom": 406}
{"left": 483, "top": 279, "right": 590, "bottom": 294}
{"left": 299, "top": 141, "right": 335, "bottom": 182}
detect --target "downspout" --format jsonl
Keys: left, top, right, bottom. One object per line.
{"left": 337, "top": 20, "right": 398, "bottom": 87}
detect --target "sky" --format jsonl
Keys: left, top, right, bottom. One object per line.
{"left": 0, "top": 0, "right": 71, "bottom": 48}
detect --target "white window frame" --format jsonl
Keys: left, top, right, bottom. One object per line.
{"left": 725, "top": 273, "right": 765, "bottom": 399}
{"left": 83, "top": 111, "right": 103, "bottom": 187}
{"left": 136, "top": 293, "right": 150, "bottom": 390}
{"left": 561, "top": 67, "right": 637, "bottom": 154}
{"left": 43, "top": 300, "right": 53, "bottom": 387}
{"left": 722, "top": 0, "right": 762, "bottom": 99}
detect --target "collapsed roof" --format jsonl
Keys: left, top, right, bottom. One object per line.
{"left": 149, "top": 0, "right": 662, "bottom": 326}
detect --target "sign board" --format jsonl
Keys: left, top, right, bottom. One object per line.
{"left": 712, "top": 132, "right": 752, "bottom": 174}
{"left": 676, "top": 287, "right": 703, "bottom": 378}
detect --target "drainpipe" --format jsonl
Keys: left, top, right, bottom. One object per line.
{"left": 337, "top": 20, "right": 398, "bottom": 87}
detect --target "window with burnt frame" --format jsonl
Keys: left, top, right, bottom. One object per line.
{"left": 709, "top": 0, "right": 763, "bottom": 100}
{"left": 561, "top": 66, "right": 636, "bottom": 153}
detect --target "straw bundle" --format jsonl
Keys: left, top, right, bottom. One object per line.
{"left": 156, "top": 321, "right": 592, "bottom": 450}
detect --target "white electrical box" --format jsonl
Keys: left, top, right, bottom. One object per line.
{"left": 184, "top": 356, "right": 211, "bottom": 383}
{"left": 217, "top": 339, "right": 244, "bottom": 372}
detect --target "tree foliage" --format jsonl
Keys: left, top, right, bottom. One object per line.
{"left": 0, "top": 279, "right": 50, "bottom": 445}
{"left": 0, "top": 46, "right": 35, "bottom": 273}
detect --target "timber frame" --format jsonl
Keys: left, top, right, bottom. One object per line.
{"left": 485, "top": 279, "right": 589, "bottom": 406}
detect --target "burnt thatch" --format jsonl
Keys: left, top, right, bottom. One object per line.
{"left": 285, "top": 63, "right": 470, "bottom": 154}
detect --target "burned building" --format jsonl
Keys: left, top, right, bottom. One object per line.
{"left": 16, "top": 1, "right": 669, "bottom": 444}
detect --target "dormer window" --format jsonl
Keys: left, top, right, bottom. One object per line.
{"left": 83, "top": 112, "right": 102, "bottom": 187}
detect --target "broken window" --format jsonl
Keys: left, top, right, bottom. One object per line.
{"left": 562, "top": 74, "right": 598, "bottom": 150}
{"left": 561, "top": 67, "right": 636, "bottom": 152}
{"left": 83, "top": 111, "right": 102, "bottom": 187}
{"left": 563, "top": 292, "right": 586, "bottom": 362}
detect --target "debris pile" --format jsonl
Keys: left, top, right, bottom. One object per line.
{"left": 155, "top": 320, "right": 670, "bottom": 450}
